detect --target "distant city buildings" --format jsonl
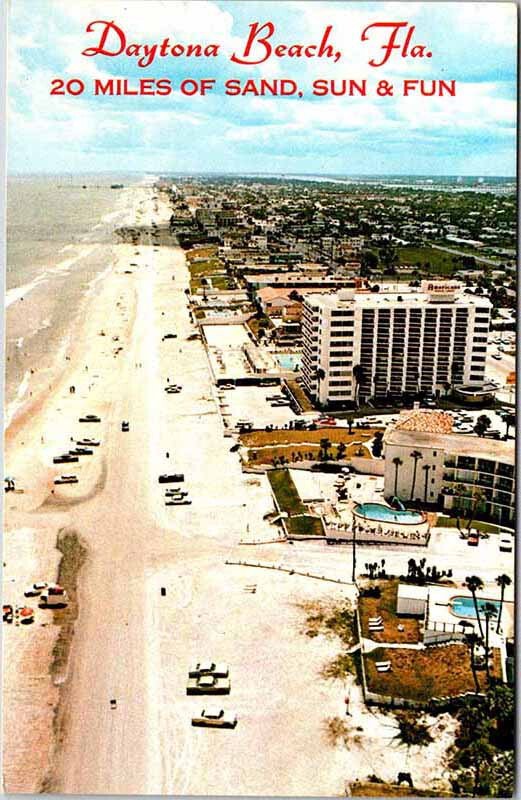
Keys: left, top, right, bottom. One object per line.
{"left": 301, "top": 282, "right": 491, "bottom": 407}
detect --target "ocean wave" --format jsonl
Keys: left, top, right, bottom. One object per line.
{"left": 5, "top": 245, "right": 98, "bottom": 308}
{"left": 4, "top": 370, "right": 31, "bottom": 429}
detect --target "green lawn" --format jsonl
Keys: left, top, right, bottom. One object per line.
{"left": 191, "top": 274, "right": 229, "bottom": 291}
{"left": 189, "top": 258, "right": 223, "bottom": 276}
{"left": 268, "top": 469, "right": 325, "bottom": 536}
{"left": 398, "top": 246, "right": 456, "bottom": 275}
{"left": 286, "top": 515, "right": 325, "bottom": 537}
{"left": 268, "top": 469, "right": 307, "bottom": 514}
{"left": 436, "top": 516, "right": 502, "bottom": 534}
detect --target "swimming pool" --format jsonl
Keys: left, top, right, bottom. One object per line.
{"left": 353, "top": 502, "right": 425, "bottom": 525}
{"left": 450, "top": 596, "right": 501, "bottom": 619}
{"left": 276, "top": 354, "right": 302, "bottom": 371}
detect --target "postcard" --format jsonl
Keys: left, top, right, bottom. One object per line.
{"left": 3, "top": 1, "right": 516, "bottom": 796}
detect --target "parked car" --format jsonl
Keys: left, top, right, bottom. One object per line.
{"left": 189, "top": 661, "right": 229, "bottom": 678}
{"left": 162, "top": 333, "right": 177, "bottom": 340}
{"left": 24, "top": 582, "right": 48, "bottom": 597}
{"left": 3, "top": 604, "right": 13, "bottom": 623}
{"left": 191, "top": 708, "right": 237, "bottom": 729}
{"left": 467, "top": 532, "right": 480, "bottom": 546}
{"left": 39, "top": 590, "right": 68, "bottom": 608}
{"left": 165, "top": 488, "right": 188, "bottom": 497}
{"left": 499, "top": 531, "right": 513, "bottom": 553}
{"left": 79, "top": 414, "right": 101, "bottom": 423}
{"left": 186, "top": 675, "right": 231, "bottom": 695}
{"left": 165, "top": 498, "right": 192, "bottom": 506}
{"left": 18, "top": 606, "right": 35, "bottom": 624}
{"left": 158, "top": 474, "right": 184, "bottom": 483}
{"left": 69, "top": 447, "right": 93, "bottom": 455}
{"left": 121, "top": 421, "right": 130, "bottom": 432}
{"left": 53, "top": 454, "right": 79, "bottom": 464}
{"left": 54, "top": 475, "right": 79, "bottom": 485}
{"left": 76, "top": 439, "right": 100, "bottom": 447}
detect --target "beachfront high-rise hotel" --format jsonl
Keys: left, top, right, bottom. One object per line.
{"left": 301, "top": 281, "right": 491, "bottom": 407}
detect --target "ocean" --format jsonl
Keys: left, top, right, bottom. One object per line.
{"left": 5, "top": 174, "right": 142, "bottom": 427}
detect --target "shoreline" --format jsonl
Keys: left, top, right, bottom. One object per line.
{"left": 2, "top": 185, "right": 148, "bottom": 792}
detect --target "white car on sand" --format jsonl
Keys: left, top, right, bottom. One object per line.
{"left": 188, "top": 661, "right": 229, "bottom": 678}
{"left": 191, "top": 707, "right": 237, "bottom": 729}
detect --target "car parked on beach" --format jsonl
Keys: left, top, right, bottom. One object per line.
{"left": 189, "top": 662, "right": 229, "bottom": 678}
{"left": 165, "top": 489, "right": 188, "bottom": 497}
{"left": 165, "top": 498, "right": 192, "bottom": 506}
{"left": 159, "top": 474, "right": 184, "bottom": 483}
{"left": 79, "top": 414, "right": 101, "bottom": 423}
{"left": 186, "top": 675, "right": 231, "bottom": 695}
{"left": 54, "top": 475, "right": 79, "bottom": 485}
{"left": 121, "top": 421, "right": 130, "bottom": 432}
{"left": 467, "top": 532, "right": 480, "bottom": 546}
{"left": 191, "top": 708, "right": 237, "bottom": 729}
{"left": 162, "top": 333, "right": 177, "bottom": 340}
{"left": 69, "top": 448, "right": 93, "bottom": 455}
{"left": 39, "top": 591, "right": 68, "bottom": 609}
{"left": 24, "top": 582, "right": 48, "bottom": 597}
{"left": 53, "top": 454, "right": 79, "bottom": 464}
{"left": 76, "top": 439, "right": 100, "bottom": 447}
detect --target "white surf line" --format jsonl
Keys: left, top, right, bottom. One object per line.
{"left": 5, "top": 244, "right": 99, "bottom": 308}
{"left": 4, "top": 369, "right": 31, "bottom": 429}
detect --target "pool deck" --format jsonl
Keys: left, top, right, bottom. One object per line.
{"left": 427, "top": 584, "right": 514, "bottom": 640}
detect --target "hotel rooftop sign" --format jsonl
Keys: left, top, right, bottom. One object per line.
{"left": 421, "top": 280, "right": 460, "bottom": 299}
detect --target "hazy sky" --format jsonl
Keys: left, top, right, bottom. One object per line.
{"left": 8, "top": 1, "right": 517, "bottom": 175}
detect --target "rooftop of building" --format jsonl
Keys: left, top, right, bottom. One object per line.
{"left": 304, "top": 283, "right": 492, "bottom": 310}
{"left": 256, "top": 287, "right": 302, "bottom": 302}
{"left": 397, "top": 583, "right": 429, "bottom": 601}
{"left": 384, "top": 426, "right": 514, "bottom": 465}
{"left": 394, "top": 410, "right": 454, "bottom": 435}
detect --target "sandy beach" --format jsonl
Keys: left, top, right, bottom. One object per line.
{"left": 3, "top": 187, "right": 456, "bottom": 795}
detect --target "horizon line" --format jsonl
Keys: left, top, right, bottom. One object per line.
{"left": 7, "top": 170, "right": 518, "bottom": 179}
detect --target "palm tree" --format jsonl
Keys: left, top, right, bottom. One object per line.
{"left": 422, "top": 463, "right": 431, "bottom": 503}
{"left": 353, "top": 364, "right": 365, "bottom": 406}
{"left": 483, "top": 602, "right": 498, "bottom": 681}
{"left": 465, "top": 630, "right": 482, "bottom": 695}
{"left": 466, "top": 488, "right": 486, "bottom": 532}
{"left": 465, "top": 575, "right": 485, "bottom": 638}
{"left": 319, "top": 437, "right": 331, "bottom": 460}
{"left": 454, "top": 483, "right": 467, "bottom": 532}
{"left": 315, "top": 367, "right": 326, "bottom": 407}
{"left": 474, "top": 414, "right": 491, "bottom": 437}
{"left": 409, "top": 450, "right": 423, "bottom": 501}
{"left": 392, "top": 457, "right": 403, "bottom": 498}
{"left": 503, "top": 412, "right": 515, "bottom": 440}
{"left": 494, "top": 574, "right": 511, "bottom": 633}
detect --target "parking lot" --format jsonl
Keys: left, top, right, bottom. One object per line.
{"left": 219, "top": 385, "right": 297, "bottom": 430}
